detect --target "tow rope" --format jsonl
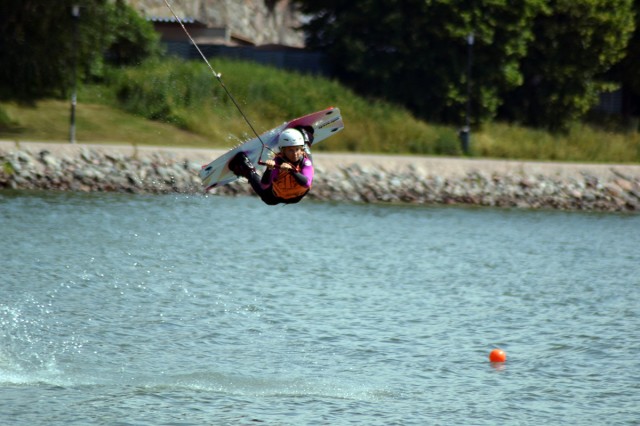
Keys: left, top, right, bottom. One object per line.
{"left": 162, "top": 0, "right": 275, "bottom": 160}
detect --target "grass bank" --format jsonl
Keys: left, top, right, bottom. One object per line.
{"left": 1, "top": 57, "right": 638, "bottom": 163}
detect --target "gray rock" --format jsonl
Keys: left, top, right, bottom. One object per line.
{"left": 2, "top": 147, "right": 640, "bottom": 212}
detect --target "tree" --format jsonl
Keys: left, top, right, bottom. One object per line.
{"left": 611, "top": 0, "right": 640, "bottom": 118}
{"left": 0, "top": 0, "right": 159, "bottom": 101}
{"left": 295, "top": 0, "right": 545, "bottom": 125}
{"left": 106, "top": 0, "right": 162, "bottom": 67}
{"left": 499, "top": 0, "right": 635, "bottom": 130}
{"left": 296, "top": 0, "right": 635, "bottom": 130}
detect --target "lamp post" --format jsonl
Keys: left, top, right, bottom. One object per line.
{"left": 69, "top": 5, "right": 80, "bottom": 144}
{"left": 459, "top": 32, "right": 474, "bottom": 155}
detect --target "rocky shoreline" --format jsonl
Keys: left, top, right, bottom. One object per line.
{"left": 1, "top": 142, "right": 639, "bottom": 212}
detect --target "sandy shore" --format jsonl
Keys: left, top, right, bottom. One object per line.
{"left": 2, "top": 140, "right": 639, "bottom": 180}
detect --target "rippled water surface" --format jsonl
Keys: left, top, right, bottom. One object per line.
{"left": 1, "top": 191, "right": 639, "bottom": 425}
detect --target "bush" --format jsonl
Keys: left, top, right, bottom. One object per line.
{"left": 0, "top": 105, "right": 19, "bottom": 132}
{"left": 107, "top": 57, "right": 450, "bottom": 154}
{"left": 112, "top": 59, "right": 216, "bottom": 128}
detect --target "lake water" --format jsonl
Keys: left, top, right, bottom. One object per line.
{"left": 1, "top": 190, "right": 639, "bottom": 425}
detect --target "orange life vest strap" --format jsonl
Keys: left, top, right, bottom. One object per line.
{"left": 271, "top": 155, "right": 311, "bottom": 200}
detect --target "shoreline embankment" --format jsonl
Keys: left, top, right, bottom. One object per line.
{"left": 1, "top": 141, "right": 639, "bottom": 212}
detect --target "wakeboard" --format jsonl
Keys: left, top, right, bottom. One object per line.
{"left": 200, "top": 107, "right": 344, "bottom": 190}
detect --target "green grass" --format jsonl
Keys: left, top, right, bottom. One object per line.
{"left": 474, "top": 121, "right": 640, "bottom": 163}
{"left": 0, "top": 99, "right": 212, "bottom": 147}
{"left": 1, "top": 57, "right": 639, "bottom": 163}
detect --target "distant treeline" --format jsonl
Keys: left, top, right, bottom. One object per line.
{"left": 295, "top": 0, "right": 640, "bottom": 131}
{"left": 1, "top": 0, "right": 639, "bottom": 133}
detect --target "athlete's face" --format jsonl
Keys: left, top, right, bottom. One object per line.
{"left": 282, "top": 146, "right": 304, "bottom": 162}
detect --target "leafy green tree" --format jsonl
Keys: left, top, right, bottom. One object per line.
{"left": 499, "top": 0, "right": 635, "bottom": 130}
{"left": 612, "top": 0, "right": 640, "bottom": 118}
{"left": 0, "top": 0, "right": 159, "bottom": 101}
{"left": 295, "top": 0, "right": 545, "bottom": 125}
{"left": 106, "top": 0, "right": 162, "bottom": 67}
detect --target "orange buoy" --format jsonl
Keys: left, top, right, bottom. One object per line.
{"left": 489, "top": 348, "right": 507, "bottom": 362}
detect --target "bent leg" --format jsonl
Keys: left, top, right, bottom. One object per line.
{"left": 246, "top": 171, "right": 281, "bottom": 205}
{"left": 228, "top": 153, "right": 286, "bottom": 205}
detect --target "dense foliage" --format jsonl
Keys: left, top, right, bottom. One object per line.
{"left": 296, "top": 0, "right": 637, "bottom": 131}
{"left": 1, "top": 0, "right": 638, "bottom": 133}
{"left": 297, "top": 0, "right": 545, "bottom": 125}
{"left": 611, "top": 0, "right": 640, "bottom": 117}
{"left": 0, "top": 0, "right": 159, "bottom": 101}
{"left": 499, "top": 0, "right": 635, "bottom": 130}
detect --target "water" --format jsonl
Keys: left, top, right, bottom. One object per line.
{"left": 1, "top": 190, "right": 639, "bottom": 425}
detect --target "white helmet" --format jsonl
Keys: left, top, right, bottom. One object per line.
{"left": 278, "top": 128, "right": 305, "bottom": 148}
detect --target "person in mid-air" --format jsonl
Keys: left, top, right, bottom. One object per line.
{"left": 228, "top": 127, "right": 314, "bottom": 205}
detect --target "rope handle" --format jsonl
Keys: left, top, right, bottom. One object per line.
{"left": 258, "top": 160, "right": 299, "bottom": 171}
{"left": 258, "top": 160, "right": 282, "bottom": 170}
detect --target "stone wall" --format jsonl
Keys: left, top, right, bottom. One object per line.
{"left": 127, "top": 0, "right": 305, "bottom": 47}
{"left": 2, "top": 145, "right": 639, "bottom": 212}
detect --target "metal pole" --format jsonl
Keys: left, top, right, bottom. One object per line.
{"left": 69, "top": 5, "right": 80, "bottom": 144}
